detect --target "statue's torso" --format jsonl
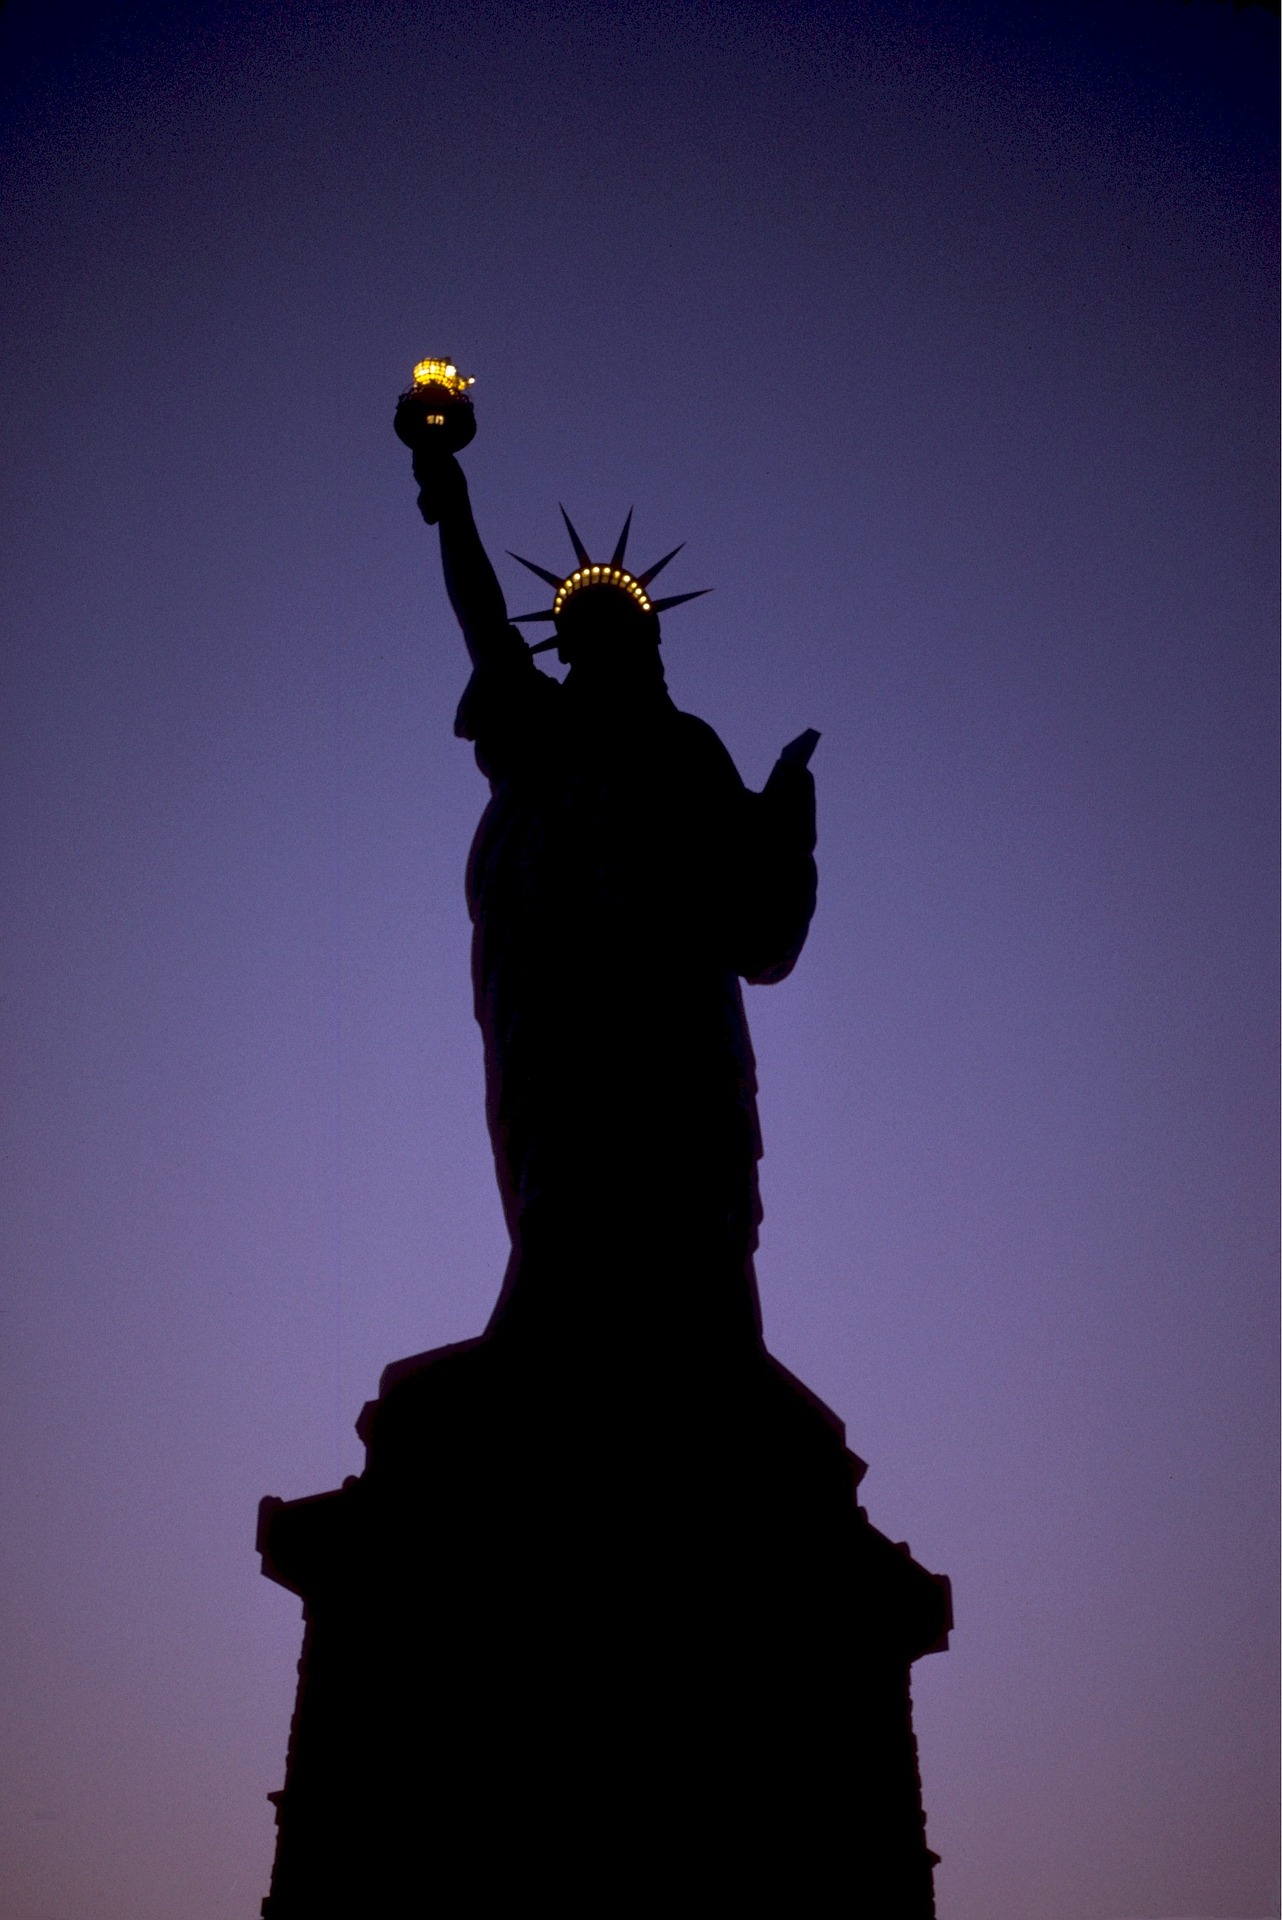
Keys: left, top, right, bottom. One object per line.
{"left": 453, "top": 642, "right": 815, "bottom": 1326}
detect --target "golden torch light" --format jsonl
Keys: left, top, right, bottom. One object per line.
{"left": 394, "top": 356, "right": 477, "bottom": 454}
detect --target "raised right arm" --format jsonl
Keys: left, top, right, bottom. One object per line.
{"left": 414, "top": 448, "right": 515, "bottom": 669}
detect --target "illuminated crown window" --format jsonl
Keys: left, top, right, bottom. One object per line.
{"left": 508, "top": 508, "right": 709, "bottom": 649}
{"left": 553, "top": 566, "right": 651, "bottom": 617}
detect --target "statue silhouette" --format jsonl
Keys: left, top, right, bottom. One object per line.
{"left": 419, "top": 449, "right": 817, "bottom": 1354}
{"left": 256, "top": 419, "right": 950, "bottom": 1917}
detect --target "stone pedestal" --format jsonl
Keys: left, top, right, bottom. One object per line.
{"left": 258, "top": 1327, "right": 950, "bottom": 1915}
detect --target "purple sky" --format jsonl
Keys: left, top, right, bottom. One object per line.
{"left": 1, "top": 2, "right": 1276, "bottom": 1915}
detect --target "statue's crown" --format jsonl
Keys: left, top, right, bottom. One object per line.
{"left": 508, "top": 509, "right": 708, "bottom": 651}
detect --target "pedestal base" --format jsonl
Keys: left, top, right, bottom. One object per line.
{"left": 258, "top": 1333, "right": 950, "bottom": 1915}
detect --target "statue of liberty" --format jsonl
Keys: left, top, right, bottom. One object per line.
{"left": 405, "top": 366, "right": 819, "bottom": 1357}
{"left": 254, "top": 362, "right": 947, "bottom": 1919}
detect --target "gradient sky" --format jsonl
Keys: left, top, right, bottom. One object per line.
{"left": 0, "top": 3, "right": 1276, "bottom": 1916}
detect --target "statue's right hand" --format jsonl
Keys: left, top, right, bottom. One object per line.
{"left": 413, "top": 448, "right": 466, "bottom": 526}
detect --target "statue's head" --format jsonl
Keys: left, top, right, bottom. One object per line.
{"left": 508, "top": 508, "right": 707, "bottom": 674}
{"left": 552, "top": 582, "right": 661, "bottom": 672}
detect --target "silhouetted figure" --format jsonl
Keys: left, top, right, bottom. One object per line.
{"left": 257, "top": 421, "right": 950, "bottom": 1917}
{"left": 421, "top": 451, "right": 816, "bottom": 1353}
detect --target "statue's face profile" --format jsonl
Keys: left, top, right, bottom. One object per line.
{"left": 554, "top": 587, "right": 662, "bottom": 677}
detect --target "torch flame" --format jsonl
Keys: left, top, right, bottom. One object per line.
{"left": 412, "top": 358, "right": 475, "bottom": 394}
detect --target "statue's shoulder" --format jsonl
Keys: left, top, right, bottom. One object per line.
{"left": 455, "top": 631, "right": 559, "bottom": 747}
{"left": 670, "top": 706, "right": 746, "bottom": 790}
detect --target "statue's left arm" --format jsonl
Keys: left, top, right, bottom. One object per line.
{"left": 735, "top": 737, "right": 819, "bottom": 986}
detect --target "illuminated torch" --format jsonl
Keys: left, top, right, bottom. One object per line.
{"left": 394, "top": 356, "right": 476, "bottom": 454}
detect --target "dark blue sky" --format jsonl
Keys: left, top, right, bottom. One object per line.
{"left": 1, "top": 3, "right": 1276, "bottom": 1916}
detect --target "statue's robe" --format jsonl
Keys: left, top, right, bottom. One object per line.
{"left": 456, "top": 626, "right": 817, "bottom": 1349}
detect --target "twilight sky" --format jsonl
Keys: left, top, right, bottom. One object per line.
{"left": 0, "top": 2, "right": 1276, "bottom": 1916}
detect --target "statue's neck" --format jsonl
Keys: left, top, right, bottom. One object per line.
{"left": 563, "top": 654, "right": 671, "bottom": 720}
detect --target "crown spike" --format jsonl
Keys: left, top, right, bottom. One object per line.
{"left": 637, "top": 543, "right": 684, "bottom": 588}
{"left": 511, "top": 608, "right": 559, "bottom": 624}
{"left": 528, "top": 635, "right": 561, "bottom": 654}
{"left": 559, "top": 505, "right": 591, "bottom": 568}
{"left": 648, "top": 589, "right": 711, "bottom": 614}
{"left": 610, "top": 509, "right": 633, "bottom": 569}
{"left": 507, "top": 552, "right": 563, "bottom": 588}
